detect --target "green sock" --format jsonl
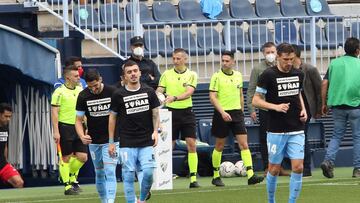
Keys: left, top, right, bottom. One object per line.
{"left": 188, "top": 152, "right": 198, "bottom": 183}
{"left": 241, "top": 149, "right": 254, "bottom": 179}
{"left": 212, "top": 149, "right": 222, "bottom": 178}
{"left": 69, "top": 157, "right": 85, "bottom": 183}
{"left": 59, "top": 162, "right": 70, "bottom": 190}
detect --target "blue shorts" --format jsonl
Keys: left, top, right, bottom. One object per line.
{"left": 89, "top": 142, "right": 120, "bottom": 169}
{"left": 120, "top": 146, "right": 156, "bottom": 172}
{"left": 267, "top": 131, "right": 305, "bottom": 164}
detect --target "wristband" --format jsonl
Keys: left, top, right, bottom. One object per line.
{"left": 173, "top": 96, "right": 178, "bottom": 101}
{"left": 109, "top": 138, "right": 114, "bottom": 144}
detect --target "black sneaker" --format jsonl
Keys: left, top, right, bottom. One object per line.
{"left": 72, "top": 182, "right": 83, "bottom": 192}
{"left": 248, "top": 174, "right": 264, "bottom": 185}
{"left": 303, "top": 169, "right": 312, "bottom": 178}
{"left": 321, "top": 160, "right": 334, "bottom": 178}
{"left": 189, "top": 181, "right": 200, "bottom": 188}
{"left": 64, "top": 187, "right": 79, "bottom": 195}
{"left": 352, "top": 168, "right": 360, "bottom": 178}
{"left": 211, "top": 177, "right": 225, "bottom": 187}
{"left": 145, "top": 191, "right": 152, "bottom": 200}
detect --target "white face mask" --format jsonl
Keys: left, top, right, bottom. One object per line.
{"left": 133, "top": 47, "right": 144, "bottom": 57}
{"left": 265, "top": 53, "right": 276, "bottom": 63}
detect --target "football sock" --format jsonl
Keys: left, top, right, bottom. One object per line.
{"left": 123, "top": 170, "right": 136, "bottom": 203}
{"left": 267, "top": 172, "right": 277, "bottom": 203}
{"left": 212, "top": 149, "right": 222, "bottom": 178}
{"left": 289, "top": 172, "right": 303, "bottom": 203}
{"left": 69, "top": 157, "right": 84, "bottom": 183}
{"left": 104, "top": 163, "right": 117, "bottom": 200}
{"left": 59, "top": 162, "right": 70, "bottom": 190}
{"left": 139, "top": 168, "right": 154, "bottom": 201}
{"left": 95, "top": 168, "right": 106, "bottom": 199}
{"left": 241, "top": 149, "right": 254, "bottom": 178}
{"left": 188, "top": 153, "right": 198, "bottom": 183}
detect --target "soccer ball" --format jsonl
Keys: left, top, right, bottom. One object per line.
{"left": 234, "top": 160, "right": 247, "bottom": 177}
{"left": 220, "top": 161, "right": 236, "bottom": 177}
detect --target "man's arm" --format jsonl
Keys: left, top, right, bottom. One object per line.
{"left": 108, "top": 112, "right": 117, "bottom": 157}
{"left": 240, "top": 88, "right": 244, "bottom": 112}
{"left": 299, "top": 93, "right": 308, "bottom": 123}
{"left": 75, "top": 115, "right": 92, "bottom": 145}
{"left": 246, "top": 68, "right": 259, "bottom": 116}
{"left": 152, "top": 107, "right": 160, "bottom": 147}
{"left": 321, "top": 79, "right": 329, "bottom": 115}
{"left": 164, "top": 86, "right": 195, "bottom": 104}
{"left": 209, "top": 91, "right": 232, "bottom": 121}
{"left": 252, "top": 92, "right": 289, "bottom": 113}
{"left": 51, "top": 106, "right": 60, "bottom": 143}
{"left": 309, "top": 66, "right": 323, "bottom": 118}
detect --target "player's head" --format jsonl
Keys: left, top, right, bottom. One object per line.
{"left": 122, "top": 60, "right": 141, "bottom": 85}
{"left": 344, "top": 37, "right": 360, "bottom": 56}
{"left": 63, "top": 65, "right": 80, "bottom": 86}
{"left": 84, "top": 68, "right": 103, "bottom": 94}
{"left": 221, "top": 51, "right": 235, "bottom": 70}
{"left": 0, "top": 103, "right": 12, "bottom": 126}
{"left": 172, "top": 48, "right": 188, "bottom": 68}
{"left": 262, "top": 42, "right": 277, "bottom": 64}
{"left": 276, "top": 43, "right": 296, "bottom": 73}
{"left": 291, "top": 44, "right": 302, "bottom": 69}
{"left": 65, "top": 56, "right": 83, "bottom": 77}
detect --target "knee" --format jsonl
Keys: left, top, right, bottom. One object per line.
{"left": 238, "top": 142, "right": 249, "bottom": 150}
{"left": 214, "top": 143, "right": 224, "bottom": 152}
{"left": 13, "top": 179, "right": 24, "bottom": 188}
{"left": 123, "top": 171, "right": 135, "bottom": 182}
{"left": 76, "top": 153, "right": 88, "bottom": 163}
{"left": 104, "top": 164, "right": 116, "bottom": 177}
{"left": 187, "top": 141, "right": 197, "bottom": 153}
{"left": 292, "top": 164, "right": 304, "bottom": 174}
{"left": 142, "top": 168, "right": 154, "bottom": 178}
{"left": 268, "top": 165, "right": 281, "bottom": 176}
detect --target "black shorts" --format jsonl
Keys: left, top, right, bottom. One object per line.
{"left": 211, "top": 110, "right": 247, "bottom": 138}
{"left": 168, "top": 107, "right": 196, "bottom": 140}
{"left": 59, "top": 122, "right": 88, "bottom": 156}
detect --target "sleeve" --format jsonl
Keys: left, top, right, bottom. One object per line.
{"left": 238, "top": 72, "right": 243, "bottom": 88}
{"left": 158, "top": 71, "right": 167, "bottom": 88}
{"left": 110, "top": 91, "right": 120, "bottom": 114}
{"left": 299, "top": 71, "right": 304, "bottom": 90}
{"left": 209, "top": 73, "right": 219, "bottom": 92}
{"left": 149, "top": 89, "right": 161, "bottom": 109}
{"left": 75, "top": 92, "right": 86, "bottom": 112}
{"left": 51, "top": 88, "right": 62, "bottom": 106}
{"left": 309, "top": 66, "right": 323, "bottom": 114}
{"left": 246, "top": 67, "right": 259, "bottom": 113}
{"left": 324, "top": 69, "right": 329, "bottom": 80}
{"left": 149, "top": 60, "right": 161, "bottom": 87}
{"left": 255, "top": 70, "right": 269, "bottom": 95}
{"left": 188, "top": 72, "right": 198, "bottom": 89}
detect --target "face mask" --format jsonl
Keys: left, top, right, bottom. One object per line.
{"left": 78, "top": 67, "right": 84, "bottom": 77}
{"left": 133, "top": 47, "right": 144, "bottom": 57}
{"left": 265, "top": 53, "right": 276, "bottom": 63}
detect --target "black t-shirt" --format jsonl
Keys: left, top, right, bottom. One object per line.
{"left": 110, "top": 85, "right": 160, "bottom": 147}
{"left": 0, "top": 125, "right": 9, "bottom": 169}
{"left": 76, "top": 85, "right": 117, "bottom": 144}
{"left": 257, "top": 66, "right": 305, "bottom": 133}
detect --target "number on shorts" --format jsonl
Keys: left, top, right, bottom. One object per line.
{"left": 268, "top": 143, "right": 277, "bottom": 154}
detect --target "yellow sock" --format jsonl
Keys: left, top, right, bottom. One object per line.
{"left": 212, "top": 149, "right": 222, "bottom": 178}
{"left": 241, "top": 149, "right": 254, "bottom": 179}
{"left": 59, "top": 162, "right": 70, "bottom": 189}
{"left": 69, "top": 157, "right": 85, "bottom": 183}
{"left": 188, "top": 153, "right": 198, "bottom": 183}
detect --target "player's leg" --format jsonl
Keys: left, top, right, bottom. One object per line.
{"left": 89, "top": 144, "right": 107, "bottom": 202}
{"left": 71, "top": 138, "right": 88, "bottom": 192}
{"left": 266, "top": 132, "right": 287, "bottom": 203}
{"left": 103, "top": 142, "right": 120, "bottom": 203}
{"left": 0, "top": 163, "right": 24, "bottom": 188}
{"left": 138, "top": 146, "right": 156, "bottom": 202}
{"left": 120, "top": 147, "right": 137, "bottom": 203}
{"left": 287, "top": 133, "right": 305, "bottom": 203}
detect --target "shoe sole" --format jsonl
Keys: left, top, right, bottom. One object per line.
{"left": 321, "top": 164, "right": 334, "bottom": 178}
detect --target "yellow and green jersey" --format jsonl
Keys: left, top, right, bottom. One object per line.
{"left": 158, "top": 67, "right": 198, "bottom": 109}
{"left": 209, "top": 69, "right": 243, "bottom": 111}
{"left": 51, "top": 84, "right": 83, "bottom": 125}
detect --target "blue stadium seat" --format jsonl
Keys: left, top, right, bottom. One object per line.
{"left": 197, "top": 27, "right": 226, "bottom": 54}
{"left": 226, "top": 26, "right": 252, "bottom": 52}
{"left": 170, "top": 29, "right": 210, "bottom": 56}
{"left": 255, "top": 0, "right": 283, "bottom": 19}
{"left": 299, "top": 23, "right": 332, "bottom": 49}
{"left": 216, "top": 4, "right": 232, "bottom": 20}
{"left": 117, "top": 31, "right": 133, "bottom": 57}
{"left": 280, "top": 0, "right": 309, "bottom": 19}
{"left": 274, "top": 21, "right": 302, "bottom": 45}
{"left": 99, "top": 4, "right": 131, "bottom": 29}
{"left": 73, "top": 5, "right": 112, "bottom": 31}
{"left": 351, "top": 22, "right": 360, "bottom": 38}
{"left": 143, "top": 30, "right": 173, "bottom": 57}
{"left": 198, "top": 119, "right": 234, "bottom": 154}
{"left": 248, "top": 24, "right": 274, "bottom": 51}
{"left": 47, "top": 0, "right": 71, "bottom": 4}
{"left": 305, "top": 0, "right": 342, "bottom": 22}
{"left": 125, "top": 2, "right": 159, "bottom": 27}
{"left": 229, "top": 0, "right": 257, "bottom": 23}
{"left": 324, "top": 22, "right": 350, "bottom": 48}
{"left": 178, "top": 0, "right": 208, "bottom": 22}
{"left": 152, "top": 1, "right": 183, "bottom": 24}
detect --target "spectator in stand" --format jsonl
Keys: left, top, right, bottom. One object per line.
{"left": 54, "top": 56, "right": 87, "bottom": 89}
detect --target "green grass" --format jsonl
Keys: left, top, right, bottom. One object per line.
{"left": 1, "top": 167, "right": 359, "bottom": 203}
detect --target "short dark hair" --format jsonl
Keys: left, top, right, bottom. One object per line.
{"left": 173, "top": 48, "right": 188, "bottom": 55}
{"left": 84, "top": 68, "right": 101, "bottom": 82}
{"left": 0, "top": 103, "right": 12, "bottom": 114}
{"left": 344, "top": 37, "right": 360, "bottom": 55}
{"left": 292, "top": 44, "right": 301, "bottom": 58}
{"left": 222, "top": 51, "right": 234, "bottom": 59}
{"left": 65, "top": 56, "right": 81, "bottom": 66}
{"left": 63, "top": 65, "right": 78, "bottom": 76}
{"left": 261, "top": 42, "right": 276, "bottom": 52}
{"left": 277, "top": 43, "right": 295, "bottom": 56}
{"left": 122, "top": 60, "right": 138, "bottom": 76}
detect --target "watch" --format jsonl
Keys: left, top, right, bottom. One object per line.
{"left": 173, "top": 96, "right": 178, "bottom": 101}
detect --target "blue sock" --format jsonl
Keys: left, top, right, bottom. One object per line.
{"left": 105, "top": 163, "right": 117, "bottom": 200}
{"left": 289, "top": 172, "right": 303, "bottom": 203}
{"left": 266, "top": 172, "right": 278, "bottom": 203}
{"left": 139, "top": 168, "right": 154, "bottom": 201}
{"left": 95, "top": 168, "right": 107, "bottom": 200}
{"left": 137, "top": 169, "right": 144, "bottom": 190}
{"left": 123, "top": 170, "right": 136, "bottom": 203}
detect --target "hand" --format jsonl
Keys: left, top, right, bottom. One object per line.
{"left": 221, "top": 111, "right": 232, "bottom": 122}
{"left": 152, "top": 131, "right": 158, "bottom": 147}
{"left": 250, "top": 112, "right": 257, "bottom": 122}
{"left": 108, "top": 143, "right": 116, "bottom": 158}
{"left": 314, "top": 113, "right": 322, "bottom": 119}
{"left": 275, "top": 103, "right": 290, "bottom": 113}
{"left": 53, "top": 132, "right": 60, "bottom": 144}
{"left": 299, "top": 109, "right": 308, "bottom": 123}
{"left": 164, "top": 95, "right": 176, "bottom": 104}
{"left": 321, "top": 104, "right": 328, "bottom": 115}
{"left": 80, "top": 134, "right": 92, "bottom": 145}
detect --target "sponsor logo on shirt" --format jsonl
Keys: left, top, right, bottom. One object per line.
{"left": 276, "top": 76, "right": 300, "bottom": 97}
{"left": 0, "top": 131, "right": 8, "bottom": 142}
{"left": 86, "top": 97, "right": 111, "bottom": 117}
{"left": 123, "top": 93, "right": 150, "bottom": 115}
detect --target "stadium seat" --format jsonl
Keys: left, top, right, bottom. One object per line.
{"left": 170, "top": 29, "right": 210, "bottom": 56}
{"left": 152, "top": 1, "right": 184, "bottom": 25}
{"left": 216, "top": 4, "right": 232, "bottom": 20}
{"left": 73, "top": 0, "right": 98, "bottom": 4}
{"left": 248, "top": 24, "right": 274, "bottom": 51}
{"left": 299, "top": 23, "right": 332, "bottom": 49}
{"left": 197, "top": 27, "right": 226, "bottom": 54}
{"left": 198, "top": 119, "right": 234, "bottom": 154}
{"left": 280, "top": 0, "right": 309, "bottom": 19}
{"left": 47, "top": 0, "right": 71, "bottom": 4}
{"left": 117, "top": 31, "right": 133, "bottom": 57}
{"left": 73, "top": 5, "right": 112, "bottom": 31}
{"left": 178, "top": 0, "right": 208, "bottom": 22}
{"left": 351, "top": 22, "right": 360, "bottom": 38}
{"left": 255, "top": 0, "right": 283, "bottom": 19}
{"left": 226, "top": 26, "right": 252, "bottom": 52}
{"left": 99, "top": 4, "right": 131, "bottom": 29}
{"left": 229, "top": 0, "right": 258, "bottom": 23}
{"left": 125, "top": 2, "right": 159, "bottom": 27}
{"left": 274, "top": 21, "right": 302, "bottom": 45}
{"left": 305, "top": 0, "right": 342, "bottom": 22}
{"left": 324, "top": 22, "right": 350, "bottom": 48}
{"left": 143, "top": 30, "right": 173, "bottom": 57}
